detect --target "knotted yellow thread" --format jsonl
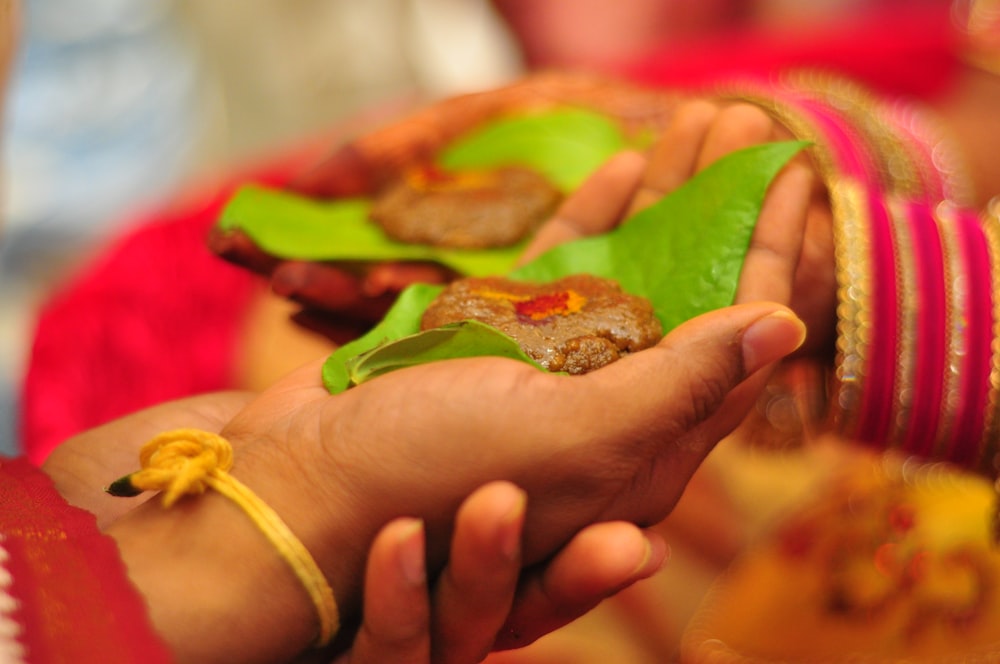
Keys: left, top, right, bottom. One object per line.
{"left": 106, "top": 428, "right": 339, "bottom": 646}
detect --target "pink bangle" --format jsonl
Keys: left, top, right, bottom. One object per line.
{"left": 899, "top": 200, "right": 947, "bottom": 458}
{"left": 853, "top": 187, "right": 900, "bottom": 446}
{"left": 983, "top": 200, "right": 1000, "bottom": 473}
{"left": 941, "top": 205, "right": 995, "bottom": 467}
{"left": 724, "top": 71, "right": 995, "bottom": 476}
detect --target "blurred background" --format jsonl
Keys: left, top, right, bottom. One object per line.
{"left": 0, "top": 0, "right": 524, "bottom": 455}
{"left": 0, "top": 0, "right": 935, "bottom": 455}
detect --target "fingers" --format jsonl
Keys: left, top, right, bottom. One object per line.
{"left": 625, "top": 101, "right": 786, "bottom": 219}
{"left": 431, "top": 481, "right": 526, "bottom": 664}
{"left": 207, "top": 226, "right": 282, "bottom": 276}
{"left": 269, "top": 260, "right": 453, "bottom": 335}
{"left": 694, "top": 103, "right": 779, "bottom": 171}
{"left": 626, "top": 100, "right": 719, "bottom": 216}
{"left": 290, "top": 143, "right": 378, "bottom": 199}
{"left": 343, "top": 482, "right": 527, "bottom": 664}
{"left": 518, "top": 150, "right": 647, "bottom": 265}
{"left": 270, "top": 262, "right": 400, "bottom": 323}
{"left": 346, "top": 518, "right": 432, "bottom": 664}
{"left": 494, "top": 522, "right": 667, "bottom": 651}
{"left": 292, "top": 72, "right": 679, "bottom": 201}
{"left": 735, "top": 162, "right": 813, "bottom": 305}
{"left": 361, "top": 263, "right": 455, "bottom": 298}
{"left": 566, "top": 303, "right": 807, "bottom": 510}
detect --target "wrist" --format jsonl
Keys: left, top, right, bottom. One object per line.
{"left": 104, "top": 425, "right": 369, "bottom": 664}
{"left": 107, "top": 486, "right": 317, "bottom": 664}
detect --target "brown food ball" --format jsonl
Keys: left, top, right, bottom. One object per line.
{"left": 369, "top": 164, "right": 562, "bottom": 249}
{"left": 421, "top": 274, "right": 662, "bottom": 374}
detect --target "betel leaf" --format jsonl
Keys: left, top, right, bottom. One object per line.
{"left": 322, "top": 282, "right": 445, "bottom": 392}
{"left": 510, "top": 140, "right": 809, "bottom": 333}
{"left": 216, "top": 108, "right": 630, "bottom": 275}
{"left": 343, "top": 320, "right": 543, "bottom": 387}
{"left": 321, "top": 141, "right": 808, "bottom": 394}
{"left": 437, "top": 107, "right": 633, "bottom": 191}
{"left": 218, "top": 188, "right": 522, "bottom": 276}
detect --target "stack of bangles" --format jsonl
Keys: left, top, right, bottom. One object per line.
{"left": 726, "top": 71, "right": 1000, "bottom": 482}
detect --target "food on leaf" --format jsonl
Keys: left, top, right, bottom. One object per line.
{"left": 321, "top": 141, "right": 810, "bottom": 394}
{"left": 369, "top": 164, "right": 562, "bottom": 249}
{"left": 420, "top": 274, "right": 662, "bottom": 375}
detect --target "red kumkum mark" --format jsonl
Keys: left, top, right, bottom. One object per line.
{"left": 472, "top": 288, "right": 587, "bottom": 321}
{"left": 515, "top": 290, "right": 586, "bottom": 321}
{"left": 406, "top": 164, "right": 496, "bottom": 192}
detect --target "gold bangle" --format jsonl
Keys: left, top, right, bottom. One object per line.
{"left": 106, "top": 428, "right": 339, "bottom": 647}
{"left": 828, "top": 177, "right": 873, "bottom": 439}
{"left": 982, "top": 198, "right": 1000, "bottom": 473}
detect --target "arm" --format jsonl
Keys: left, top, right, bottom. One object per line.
{"left": 107, "top": 139, "right": 810, "bottom": 660}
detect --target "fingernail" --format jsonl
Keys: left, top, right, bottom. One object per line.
{"left": 499, "top": 489, "right": 527, "bottom": 562}
{"left": 631, "top": 536, "right": 670, "bottom": 578}
{"left": 741, "top": 309, "right": 806, "bottom": 374}
{"left": 399, "top": 518, "right": 426, "bottom": 586}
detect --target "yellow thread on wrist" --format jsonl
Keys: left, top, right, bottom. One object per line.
{"left": 106, "top": 428, "right": 339, "bottom": 647}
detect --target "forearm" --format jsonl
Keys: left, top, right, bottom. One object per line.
{"left": 108, "top": 493, "right": 313, "bottom": 662}
{"left": 106, "top": 440, "right": 366, "bottom": 663}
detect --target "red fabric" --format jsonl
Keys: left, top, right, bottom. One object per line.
{"left": 619, "top": 4, "right": 963, "bottom": 100}
{"left": 0, "top": 456, "right": 172, "bottom": 662}
{"left": 19, "top": 163, "right": 302, "bottom": 464}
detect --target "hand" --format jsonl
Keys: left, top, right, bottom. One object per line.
{"left": 41, "top": 391, "right": 255, "bottom": 529}
{"left": 107, "top": 304, "right": 805, "bottom": 663}
{"left": 616, "top": 99, "right": 835, "bottom": 358}
{"left": 208, "top": 73, "right": 683, "bottom": 333}
{"left": 108, "top": 108, "right": 811, "bottom": 662}
{"left": 524, "top": 99, "right": 834, "bottom": 358}
{"left": 43, "top": 393, "right": 665, "bottom": 664}
{"left": 332, "top": 481, "right": 667, "bottom": 664}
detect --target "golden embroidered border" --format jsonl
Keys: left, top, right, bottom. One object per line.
{"left": 0, "top": 537, "right": 26, "bottom": 664}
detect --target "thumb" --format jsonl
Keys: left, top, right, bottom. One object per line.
{"left": 578, "top": 302, "right": 806, "bottom": 468}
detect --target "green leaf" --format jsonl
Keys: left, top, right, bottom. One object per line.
{"left": 217, "top": 108, "right": 630, "bottom": 276}
{"left": 512, "top": 141, "right": 809, "bottom": 333}
{"left": 438, "top": 108, "right": 631, "bottom": 191}
{"left": 344, "top": 320, "right": 542, "bottom": 386}
{"left": 218, "top": 187, "right": 522, "bottom": 276}
{"left": 321, "top": 141, "right": 808, "bottom": 393}
{"left": 322, "top": 283, "right": 444, "bottom": 392}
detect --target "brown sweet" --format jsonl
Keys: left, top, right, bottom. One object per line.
{"left": 369, "top": 164, "right": 562, "bottom": 248}
{"left": 420, "top": 274, "right": 662, "bottom": 374}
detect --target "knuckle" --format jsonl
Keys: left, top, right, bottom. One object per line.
{"left": 717, "top": 102, "right": 775, "bottom": 138}
{"left": 675, "top": 351, "right": 743, "bottom": 430}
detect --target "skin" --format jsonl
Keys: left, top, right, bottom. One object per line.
{"left": 96, "top": 116, "right": 810, "bottom": 662}
{"left": 44, "top": 391, "right": 668, "bottom": 664}
{"left": 97, "top": 299, "right": 804, "bottom": 663}
{"left": 40, "top": 109, "right": 811, "bottom": 661}
{"left": 217, "top": 86, "right": 820, "bottom": 567}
